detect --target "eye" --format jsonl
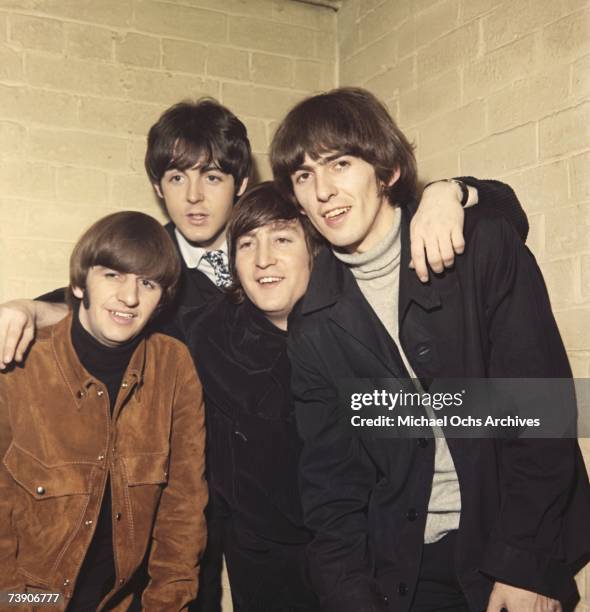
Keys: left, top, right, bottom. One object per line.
{"left": 275, "top": 236, "right": 293, "bottom": 245}
{"left": 104, "top": 271, "right": 120, "bottom": 279}
{"left": 140, "top": 278, "right": 158, "bottom": 290}
{"left": 237, "top": 239, "right": 253, "bottom": 250}
{"left": 294, "top": 171, "right": 311, "bottom": 185}
{"left": 333, "top": 158, "right": 350, "bottom": 171}
{"left": 205, "top": 173, "right": 223, "bottom": 184}
{"left": 168, "top": 173, "right": 184, "bottom": 184}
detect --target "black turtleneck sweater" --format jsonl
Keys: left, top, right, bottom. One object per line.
{"left": 68, "top": 304, "right": 142, "bottom": 612}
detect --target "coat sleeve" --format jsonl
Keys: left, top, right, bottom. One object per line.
{"left": 471, "top": 213, "right": 588, "bottom": 602}
{"left": 288, "top": 332, "right": 387, "bottom": 612}
{"left": 0, "top": 377, "right": 20, "bottom": 591}
{"left": 458, "top": 176, "right": 529, "bottom": 242}
{"left": 141, "top": 346, "right": 208, "bottom": 611}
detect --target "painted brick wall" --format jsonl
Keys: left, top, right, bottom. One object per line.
{"left": 339, "top": 0, "right": 589, "bottom": 607}
{"left": 0, "top": 0, "right": 336, "bottom": 301}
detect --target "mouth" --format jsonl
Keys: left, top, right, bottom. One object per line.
{"left": 256, "top": 276, "right": 284, "bottom": 286}
{"left": 322, "top": 206, "right": 351, "bottom": 221}
{"left": 108, "top": 310, "right": 137, "bottom": 324}
{"left": 186, "top": 212, "right": 209, "bottom": 226}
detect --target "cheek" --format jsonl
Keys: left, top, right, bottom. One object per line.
{"left": 234, "top": 256, "right": 249, "bottom": 285}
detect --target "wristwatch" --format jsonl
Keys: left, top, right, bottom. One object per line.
{"left": 423, "top": 178, "right": 469, "bottom": 207}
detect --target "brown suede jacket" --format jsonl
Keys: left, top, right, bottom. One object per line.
{"left": 0, "top": 314, "right": 208, "bottom": 611}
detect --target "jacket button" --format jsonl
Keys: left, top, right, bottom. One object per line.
{"left": 97, "top": 389, "right": 104, "bottom": 397}
{"left": 381, "top": 594, "right": 389, "bottom": 605}
{"left": 418, "top": 438, "right": 428, "bottom": 448}
{"left": 97, "top": 455, "right": 105, "bottom": 461}
{"left": 76, "top": 390, "right": 85, "bottom": 399}
{"left": 121, "top": 381, "right": 129, "bottom": 389}
{"left": 406, "top": 508, "right": 418, "bottom": 521}
{"left": 63, "top": 579, "right": 70, "bottom": 587}
{"left": 398, "top": 582, "right": 408, "bottom": 596}
{"left": 115, "top": 512, "right": 122, "bottom": 521}
{"left": 84, "top": 520, "right": 93, "bottom": 527}
{"left": 119, "top": 578, "right": 126, "bottom": 585}
{"left": 36, "top": 486, "right": 45, "bottom": 495}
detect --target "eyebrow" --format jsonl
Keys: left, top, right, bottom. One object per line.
{"left": 295, "top": 152, "right": 346, "bottom": 172}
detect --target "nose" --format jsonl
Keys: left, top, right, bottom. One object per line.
{"left": 117, "top": 276, "right": 139, "bottom": 307}
{"left": 315, "top": 168, "right": 336, "bottom": 203}
{"left": 255, "top": 238, "right": 276, "bottom": 269}
{"left": 186, "top": 176, "right": 203, "bottom": 204}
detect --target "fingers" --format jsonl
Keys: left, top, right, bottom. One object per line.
{"left": 14, "top": 324, "right": 35, "bottom": 362}
{"left": 1, "top": 320, "right": 24, "bottom": 369}
{"left": 410, "top": 234, "right": 429, "bottom": 283}
{"left": 451, "top": 226, "right": 465, "bottom": 255}
{"left": 0, "top": 305, "right": 34, "bottom": 369}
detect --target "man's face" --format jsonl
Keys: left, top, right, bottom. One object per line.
{"left": 155, "top": 159, "right": 248, "bottom": 250}
{"left": 291, "top": 153, "right": 398, "bottom": 254}
{"left": 235, "top": 219, "right": 311, "bottom": 330}
{"left": 73, "top": 266, "right": 162, "bottom": 347}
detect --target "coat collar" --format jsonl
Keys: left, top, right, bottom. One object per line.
{"left": 297, "top": 205, "right": 441, "bottom": 380}
{"left": 51, "top": 313, "right": 147, "bottom": 410}
{"left": 301, "top": 205, "right": 441, "bottom": 318}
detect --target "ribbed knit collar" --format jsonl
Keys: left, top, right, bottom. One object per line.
{"left": 71, "top": 300, "right": 143, "bottom": 382}
{"left": 332, "top": 206, "right": 402, "bottom": 281}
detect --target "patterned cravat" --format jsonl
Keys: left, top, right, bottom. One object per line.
{"left": 202, "top": 250, "right": 232, "bottom": 288}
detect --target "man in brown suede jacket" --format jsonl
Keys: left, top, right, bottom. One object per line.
{"left": 0, "top": 212, "right": 208, "bottom": 611}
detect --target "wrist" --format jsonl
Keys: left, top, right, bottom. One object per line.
{"left": 423, "top": 178, "right": 469, "bottom": 207}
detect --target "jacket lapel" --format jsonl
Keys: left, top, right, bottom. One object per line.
{"left": 302, "top": 247, "right": 408, "bottom": 379}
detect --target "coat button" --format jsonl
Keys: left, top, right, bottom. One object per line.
{"left": 406, "top": 508, "right": 418, "bottom": 521}
{"left": 97, "top": 389, "right": 104, "bottom": 397}
{"left": 119, "top": 578, "right": 126, "bottom": 585}
{"left": 418, "top": 438, "right": 428, "bottom": 448}
{"left": 84, "top": 520, "right": 93, "bottom": 527}
{"left": 36, "top": 486, "right": 45, "bottom": 495}
{"left": 63, "top": 579, "right": 70, "bottom": 587}
{"left": 76, "top": 390, "right": 85, "bottom": 399}
{"left": 121, "top": 381, "right": 128, "bottom": 389}
{"left": 398, "top": 582, "right": 408, "bottom": 596}
{"left": 381, "top": 594, "right": 389, "bottom": 605}
{"left": 115, "top": 512, "right": 122, "bottom": 521}
{"left": 97, "top": 455, "right": 105, "bottom": 461}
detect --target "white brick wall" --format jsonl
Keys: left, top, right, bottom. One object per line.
{"left": 0, "top": 0, "right": 337, "bottom": 300}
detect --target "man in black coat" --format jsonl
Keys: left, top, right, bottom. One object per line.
{"left": 270, "top": 87, "right": 590, "bottom": 612}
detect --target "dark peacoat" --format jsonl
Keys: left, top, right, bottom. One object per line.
{"left": 288, "top": 205, "right": 590, "bottom": 612}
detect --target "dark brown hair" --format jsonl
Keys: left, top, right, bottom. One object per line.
{"left": 69, "top": 211, "right": 181, "bottom": 308}
{"left": 145, "top": 98, "right": 252, "bottom": 195}
{"left": 270, "top": 87, "right": 417, "bottom": 205}
{"left": 226, "top": 181, "right": 324, "bottom": 303}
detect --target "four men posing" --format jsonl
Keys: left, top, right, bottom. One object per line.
{"left": 0, "top": 86, "right": 588, "bottom": 612}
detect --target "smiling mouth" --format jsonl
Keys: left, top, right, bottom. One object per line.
{"left": 257, "top": 276, "right": 283, "bottom": 285}
{"left": 323, "top": 206, "right": 351, "bottom": 219}
{"left": 108, "top": 310, "right": 137, "bottom": 321}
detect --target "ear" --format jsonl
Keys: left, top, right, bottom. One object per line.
{"left": 236, "top": 176, "right": 249, "bottom": 198}
{"left": 72, "top": 286, "right": 84, "bottom": 299}
{"left": 386, "top": 167, "right": 401, "bottom": 187}
{"left": 153, "top": 182, "right": 164, "bottom": 199}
